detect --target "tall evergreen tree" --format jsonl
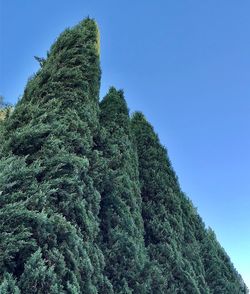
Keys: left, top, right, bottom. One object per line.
{"left": 131, "top": 112, "right": 207, "bottom": 293}
{"left": 131, "top": 112, "right": 248, "bottom": 293}
{"left": 0, "top": 18, "right": 112, "bottom": 293}
{"left": 99, "top": 88, "right": 150, "bottom": 293}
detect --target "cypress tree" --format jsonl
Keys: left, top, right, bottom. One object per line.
{"left": 99, "top": 88, "right": 149, "bottom": 293}
{"left": 131, "top": 112, "right": 204, "bottom": 293}
{"left": 131, "top": 112, "right": 248, "bottom": 293}
{"left": 0, "top": 18, "right": 112, "bottom": 293}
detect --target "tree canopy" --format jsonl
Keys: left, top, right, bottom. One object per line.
{"left": 0, "top": 18, "right": 248, "bottom": 294}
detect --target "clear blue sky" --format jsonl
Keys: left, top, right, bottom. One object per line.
{"left": 1, "top": 0, "right": 249, "bottom": 287}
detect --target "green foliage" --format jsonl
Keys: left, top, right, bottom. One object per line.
{"left": 131, "top": 112, "right": 194, "bottom": 292}
{"left": 99, "top": 88, "right": 149, "bottom": 293}
{"left": 19, "top": 249, "right": 60, "bottom": 293}
{"left": 0, "top": 18, "right": 248, "bottom": 294}
{"left": 131, "top": 112, "right": 248, "bottom": 293}
{"left": 0, "top": 153, "right": 103, "bottom": 292}
{"left": 201, "top": 228, "right": 247, "bottom": 293}
{"left": 0, "top": 18, "right": 111, "bottom": 293}
{"left": 0, "top": 273, "right": 20, "bottom": 294}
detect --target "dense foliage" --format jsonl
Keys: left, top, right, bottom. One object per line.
{"left": 131, "top": 112, "right": 247, "bottom": 294}
{"left": 0, "top": 18, "right": 112, "bottom": 293}
{"left": 0, "top": 18, "right": 247, "bottom": 293}
{"left": 99, "top": 88, "right": 151, "bottom": 293}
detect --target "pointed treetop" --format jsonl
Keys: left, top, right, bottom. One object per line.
{"left": 48, "top": 17, "right": 100, "bottom": 60}
{"left": 100, "top": 87, "right": 129, "bottom": 122}
{"left": 131, "top": 111, "right": 161, "bottom": 145}
{"left": 131, "top": 111, "right": 146, "bottom": 121}
{"left": 79, "top": 17, "right": 100, "bottom": 56}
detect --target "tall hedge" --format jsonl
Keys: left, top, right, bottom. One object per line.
{"left": 131, "top": 112, "right": 247, "bottom": 293}
{"left": 0, "top": 19, "right": 112, "bottom": 293}
{"left": 131, "top": 112, "right": 208, "bottom": 293}
{"left": 99, "top": 88, "right": 150, "bottom": 293}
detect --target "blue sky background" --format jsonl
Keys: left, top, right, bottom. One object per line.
{"left": 1, "top": 0, "right": 250, "bottom": 287}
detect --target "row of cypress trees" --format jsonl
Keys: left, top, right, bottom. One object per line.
{"left": 0, "top": 18, "right": 248, "bottom": 293}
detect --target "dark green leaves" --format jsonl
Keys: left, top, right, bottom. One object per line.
{"left": 0, "top": 18, "right": 247, "bottom": 294}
